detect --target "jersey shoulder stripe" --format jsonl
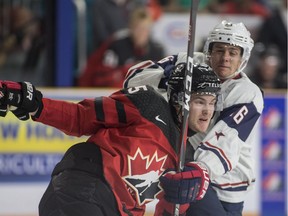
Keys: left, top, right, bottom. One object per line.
{"left": 211, "top": 181, "right": 249, "bottom": 192}
{"left": 199, "top": 141, "right": 232, "bottom": 173}
{"left": 94, "top": 97, "right": 105, "bottom": 121}
{"left": 115, "top": 100, "right": 126, "bottom": 123}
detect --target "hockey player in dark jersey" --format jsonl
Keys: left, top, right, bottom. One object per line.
{"left": 0, "top": 63, "right": 221, "bottom": 216}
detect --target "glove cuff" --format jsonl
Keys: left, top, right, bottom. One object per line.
{"left": 31, "top": 101, "right": 43, "bottom": 119}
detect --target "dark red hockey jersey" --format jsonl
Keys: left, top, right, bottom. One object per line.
{"left": 34, "top": 85, "right": 179, "bottom": 215}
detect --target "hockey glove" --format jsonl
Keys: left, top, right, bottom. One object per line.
{"left": 0, "top": 81, "right": 43, "bottom": 120}
{"left": 160, "top": 162, "right": 210, "bottom": 204}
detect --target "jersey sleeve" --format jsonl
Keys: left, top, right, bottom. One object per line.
{"left": 123, "top": 53, "right": 188, "bottom": 91}
{"left": 34, "top": 89, "right": 141, "bottom": 137}
{"left": 123, "top": 52, "right": 206, "bottom": 99}
{"left": 193, "top": 77, "right": 264, "bottom": 180}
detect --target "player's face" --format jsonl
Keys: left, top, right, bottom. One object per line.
{"left": 188, "top": 94, "right": 216, "bottom": 133}
{"left": 208, "top": 43, "right": 242, "bottom": 80}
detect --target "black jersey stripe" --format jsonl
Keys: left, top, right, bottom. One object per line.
{"left": 94, "top": 97, "right": 105, "bottom": 121}
{"left": 115, "top": 100, "right": 127, "bottom": 124}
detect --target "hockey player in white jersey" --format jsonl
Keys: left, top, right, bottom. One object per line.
{"left": 124, "top": 20, "right": 264, "bottom": 215}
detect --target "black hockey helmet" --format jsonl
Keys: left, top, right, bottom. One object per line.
{"left": 191, "top": 63, "right": 221, "bottom": 96}
{"left": 167, "top": 62, "right": 221, "bottom": 126}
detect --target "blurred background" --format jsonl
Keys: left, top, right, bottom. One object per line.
{"left": 0, "top": 0, "right": 287, "bottom": 215}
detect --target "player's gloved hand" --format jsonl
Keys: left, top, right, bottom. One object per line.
{"left": 160, "top": 162, "right": 210, "bottom": 204}
{"left": 0, "top": 81, "right": 43, "bottom": 120}
{"left": 10, "top": 106, "right": 31, "bottom": 121}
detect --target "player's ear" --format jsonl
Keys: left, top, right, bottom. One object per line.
{"left": 205, "top": 53, "right": 212, "bottom": 64}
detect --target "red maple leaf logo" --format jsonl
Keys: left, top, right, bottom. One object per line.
{"left": 127, "top": 148, "right": 167, "bottom": 175}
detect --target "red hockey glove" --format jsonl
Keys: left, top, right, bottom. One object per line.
{"left": 160, "top": 162, "right": 210, "bottom": 204}
{"left": 0, "top": 81, "right": 43, "bottom": 120}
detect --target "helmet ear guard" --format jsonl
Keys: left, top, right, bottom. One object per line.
{"left": 167, "top": 63, "right": 185, "bottom": 128}
{"left": 167, "top": 63, "right": 185, "bottom": 106}
{"left": 203, "top": 20, "right": 254, "bottom": 72}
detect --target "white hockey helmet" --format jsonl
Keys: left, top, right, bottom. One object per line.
{"left": 203, "top": 20, "right": 254, "bottom": 72}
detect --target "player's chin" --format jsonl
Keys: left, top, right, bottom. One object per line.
{"left": 195, "top": 122, "right": 210, "bottom": 133}
{"left": 216, "top": 67, "right": 230, "bottom": 79}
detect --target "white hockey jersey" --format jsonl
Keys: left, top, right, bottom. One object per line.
{"left": 123, "top": 52, "right": 264, "bottom": 203}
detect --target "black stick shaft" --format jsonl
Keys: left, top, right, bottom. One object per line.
{"left": 174, "top": 0, "right": 199, "bottom": 215}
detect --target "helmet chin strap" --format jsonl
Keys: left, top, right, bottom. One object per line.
{"left": 221, "top": 59, "right": 247, "bottom": 80}
{"left": 206, "top": 55, "right": 246, "bottom": 80}
{"left": 220, "top": 69, "right": 240, "bottom": 80}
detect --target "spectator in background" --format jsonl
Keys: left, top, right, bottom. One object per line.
{"left": 87, "top": 0, "right": 131, "bottom": 55}
{"left": 0, "top": 6, "right": 44, "bottom": 68}
{"left": 0, "top": 5, "right": 49, "bottom": 86}
{"left": 254, "top": 0, "right": 287, "bottom": 86}
{"left": 249, "top": 45, "right": 287, "bottom": 90}
{"left": 77, "top": 7, "right": 165, "bottom": 88}
{"left": 88, "top": 0, "right": 168, "bottom": 55}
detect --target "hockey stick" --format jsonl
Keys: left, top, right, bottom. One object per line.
{"left": 174, "top": 0, "right": 199, "bottom": 215}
